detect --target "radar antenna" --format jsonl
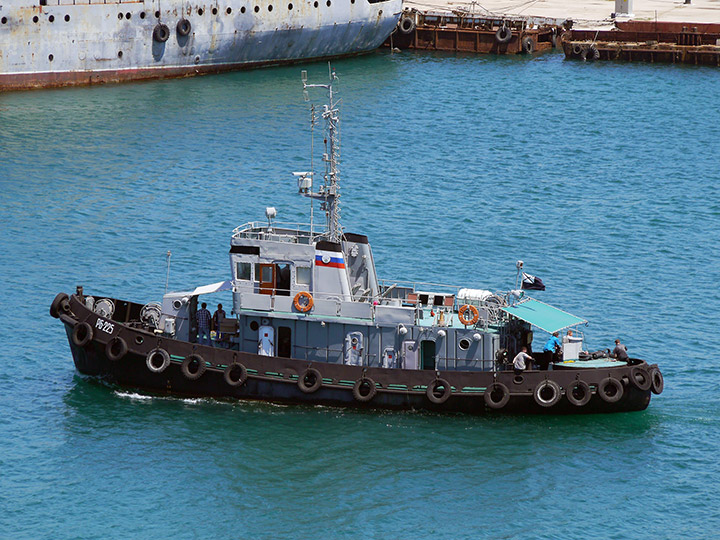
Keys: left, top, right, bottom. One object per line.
{"left": 299, "top": 64, "right": 342, "bottom": 243}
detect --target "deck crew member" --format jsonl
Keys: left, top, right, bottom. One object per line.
{"left": 513, "top": 347, "right": 533, "bottom": 375}
{"left": 611, "top": 339, "right": 629, "bottom": 362}
{"left": 213, "top": 303, "right": 226, "bottom": 348}
{"left": 196, "top": 302, "right": 212, "bottom": 346}
{"left": 541, "top": 332, "right": 562, "bottom": 369}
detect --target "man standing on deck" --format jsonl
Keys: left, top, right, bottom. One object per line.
{"left": 196, "top": 302, "right": 212, "bottom": 346}
{"left": 540, "top": 332, "right": 562, "bottom": 369}
{"left": 611, "top": 339, "right": 629, "bottom": 362}
{"left": 212, "top": 303, "right": 226, "bottom": 348}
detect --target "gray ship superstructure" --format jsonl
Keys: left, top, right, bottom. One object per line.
{"left": 0, "top": 0, "right": 401, "bottom": 90}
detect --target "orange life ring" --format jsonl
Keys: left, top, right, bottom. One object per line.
{"left": 458, "top": 304, "right": 480, "bottom": 326}
{"left": 293, "top": 291, "right": 314, "bottom": 313}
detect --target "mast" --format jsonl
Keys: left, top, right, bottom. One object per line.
{"left": 298, "top": 65, "right": 342, "bottom": 243}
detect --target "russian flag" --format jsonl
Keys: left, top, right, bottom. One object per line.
{"left": 315, "top": 254, "right": 345, "bottom": 269}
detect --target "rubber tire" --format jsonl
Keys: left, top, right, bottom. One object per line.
{"left": 399, "top": 16, "right": 415, "bottom": 35}
{"left": 224, "top": 362, "right": 248, "bottom": 387}
{"left": 484, "top": 382, "right": 510, "bottom": 409}
{"left": 495, "top": 26, "right": 512, "bottom": 44}
{"left": 353, "top": 378, "right": 377, "bottom": 402}
{"left": 598, "top": 377, "right": 624, "bottom": 403}
{"left": 146, "top": 348, "right": 170, "bottom": 374}
{"left": 426, "top": 378, "right": 452, "bottom": 404}
{"left": 153, "top": 23, "right": 170, "bottom": 43}
{"left": 182, "top": 353, "right": 206, "bottom": 380}
{"left": 566, "top": 380, "right": 591, "bottom": 406}
{"left": 106, "top": 337, "right": 128, "bottom": 362}
{"left": 650, "top": 368, "right": 664, "bottom": 395}
{"left": 534, "top": 380, "right": 561, "bottom": 408}
{"left": 72, "top": 322, "right": 93, "bottom": 347}
{"left": 176, "top": 18, "right": 191, "bottom": 36}
{"left": 630, "top": 366, "right": 652, "bottom": 391}
{"left": 50, "top": 293, "right": 70, "bottom": 319}
{"left": 522, "top": 36, "right": 535, "bottom": 54}
{"left": 298, "top": 368, "right": 322, "bottom": 394}
{"left": 582, "top": 44, "right": 599, "bottom": 61}
{"left": 572, "top": 43, "right": 583, "bottom": 56}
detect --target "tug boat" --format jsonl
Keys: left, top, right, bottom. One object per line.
{"left": 51, "top": 69, "right": 663, "bottom": 414}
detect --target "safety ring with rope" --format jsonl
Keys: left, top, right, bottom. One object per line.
{"left": 458, "top": 304, "right": 480, "bottom": 326}
{"left": 293, "top": 291, "right": 314, "bottom": 313}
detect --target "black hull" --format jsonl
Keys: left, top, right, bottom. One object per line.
{"left": 57, "top": 294, "right": 658, "bottom": 415}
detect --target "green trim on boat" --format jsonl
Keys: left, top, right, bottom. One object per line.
{"left": 461, "top": 387, "right": 487, "bottom": 392}
{"left": 247, "top": 368, "right": 258, "bottom": 374}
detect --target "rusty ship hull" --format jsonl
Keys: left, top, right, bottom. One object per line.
{"left": 0, "top": 0, "right": 401, "bottom": 90}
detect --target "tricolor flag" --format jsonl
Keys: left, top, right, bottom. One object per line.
{"left": 521, "top": 272, "right": 546, "bottom": 291}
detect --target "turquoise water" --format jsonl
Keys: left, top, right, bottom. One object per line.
{"left": 2, "top": 50, "right": 720, "bottom": 538}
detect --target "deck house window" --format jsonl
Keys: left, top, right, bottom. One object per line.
{"left": 296, "top": 266, "right": 311, "bottom": 285}
{"left": 236, "top": 262, "right": 252, "bottom": 281}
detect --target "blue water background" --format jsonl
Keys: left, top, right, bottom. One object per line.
{"left": 1, "top": 50, "right": 719, "bottom": 538}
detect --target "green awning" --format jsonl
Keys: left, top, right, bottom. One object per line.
{"left": 501, "top": 298, "right": 587, "bottom": 334}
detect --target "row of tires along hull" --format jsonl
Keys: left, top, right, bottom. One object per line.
{"left": 65, "top": 316, "right": 661, "bottom": 414}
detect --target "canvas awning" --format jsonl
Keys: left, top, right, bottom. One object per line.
{"left": 501, "top": 298, "right": 587, "bottom": 334}
{"left": 191, "top": 280, "right": 232, "bottom": 296}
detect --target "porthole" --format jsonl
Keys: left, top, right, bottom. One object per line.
{"left": 117, "top": 13, "right": 123, "bottom": 20}
{"left": 249, "top": 320, "right": 259, "bottom": 331}
{"left": 64, "top": 14, "right": 70, "bottom": 22}
{"left": 288, "top": 2, "right": 293, "bottom": 8}
{"left": 118, "top": 50, "right": 123, "bottom": 58}
{"left": 198, "top": 8, "right": 204, "bottom": 15}
{"left": 134, "top": 335, "right": 144, "bottom": 345}
{"left": 212, "top": 7, "right": 218, "bottom": 15}
{"left": 155, "top": 10, "right": 160, "bottom": 18}
{"left": 125, "top": 12, "right": 131, "bottom": 19}
{"left": 48, "top": 54, "right": 54, "bottom": 61}
{"left": 33, "top": 15, "right": 39, "bottom": 23}
{"left": 140, "top": 11, "right": 146, "bottom": 19}
{"left": 241, "top": 6, "right": 246, "bottom": 12}
{"left": 351, "top": 0, "right": 354, "bottom": 3}
{"left": 326, "top": 0, "right": 330, "bottom": 5}
{"left": 313, "top": 1, "right": 318, "bottom": 6}
{"left": 1, "top": 17, "right": 7, "bottom": 24}
{"left": 268, "top": 4, "right": 273, "bottom": 11}
{"left": 459, "top": 338, "right": 471, "bottom": 351}
{"left": 227, "top": 7, "right": 232, "bottom": 13}
{"left": 49, "top": 15, "right": 55, "bottom": 22}
{"left": 254, "top": 6, "right": 259, "bottom": 12}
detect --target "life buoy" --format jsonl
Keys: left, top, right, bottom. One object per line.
{"left": 298, "top": 367, "right": 322, "bottom": 393}
{"left": 650, "top": 368, "right": 664, "bottom": 395}
{"left": 182, "top": 353, "right": 206, "bottom": 380}
{"left": 146, "top": 348, "right": 170, "bottom": 373}
{"left": 522, "top": 36, "right": 535, "bottom": 54}
{"left": 495, "top": 26, "right": 512, "bottom": 44}
{"left": 106, "top": 336, "right": 128, "bottom": 362}
{"left": 630, "top": 366, "right": 652, "bottom": 391}
{"left": 458, "top": 304, "right": 479, "bottom": 326}
{"left": 533, "top": 380, "right": 561, "bottom": 407}
{"left": 353, "top": 377, "right": 377, "bottom": 402}
{"left": 224, "top": 362, "right": 248, "bottom": 387}
{"left": 293, "top": 291, "right": 314, "bottom": 313}
{"left": 566, "top": 380, "right": 591, "bottom": 406}
{"left": 598, "top": 377, "right": 624, "bottom": 403}
{"left": 50, "top": 292, "right": 70, "bottom": 319}
{"left": 426, "top": 378, "right": 452, "bottom": 404}
{"left": 176, "top": 18, "right": 191, "bottom": 36}
{"left": 399, "top": 15, "right": 415, "bottom": 34}
{"left": 484, "top": 382, "right": 510, "bottom": 409}
{"left": 72, "top": 322, "right": 93, "bottom": 347}
{"left": 153, "top": 23, "right": 170, "bottom": 43}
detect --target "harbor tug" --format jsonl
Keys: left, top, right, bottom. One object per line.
{"left": 51, "top": 70, "right": 663, "bottom": 414}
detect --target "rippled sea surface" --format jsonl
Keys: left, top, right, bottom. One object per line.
{"left": 2, "top": 50, "right": 719, "bottom": 539}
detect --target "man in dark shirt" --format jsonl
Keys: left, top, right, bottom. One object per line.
{"left": 212, "top": 303, "right": 226, "bottom": 348}
{"left": 196, "top": 302, "right": 212, "bottom": 346}
{"left": 611, "top": 339, "right": 629, "bottom": 362}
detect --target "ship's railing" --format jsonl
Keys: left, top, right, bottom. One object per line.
{"left": 231, "top": 222, "right": 324, "bottom": 244}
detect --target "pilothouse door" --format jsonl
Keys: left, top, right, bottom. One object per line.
{"left": 259, "top": 264, "right": 275, "bottom": 295}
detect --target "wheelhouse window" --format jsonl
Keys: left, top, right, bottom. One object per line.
{"left": 236, "top": 262, "right": 252, "bottom": 281}
{"left": 296, "top": 266, "right": 311, "bottom": 285}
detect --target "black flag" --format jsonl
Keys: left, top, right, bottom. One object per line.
{"left": 521, "top": 272, "right": 546, "bottom": 291}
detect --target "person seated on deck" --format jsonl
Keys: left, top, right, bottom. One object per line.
{"left": 610, "top": 339, "right": 629, "bottom": 362}
{"left": 540, "top": 332, "right": 562, "bottom": 369}
{"left": 513, "top": 347, "right": 534, "bottom": 375}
